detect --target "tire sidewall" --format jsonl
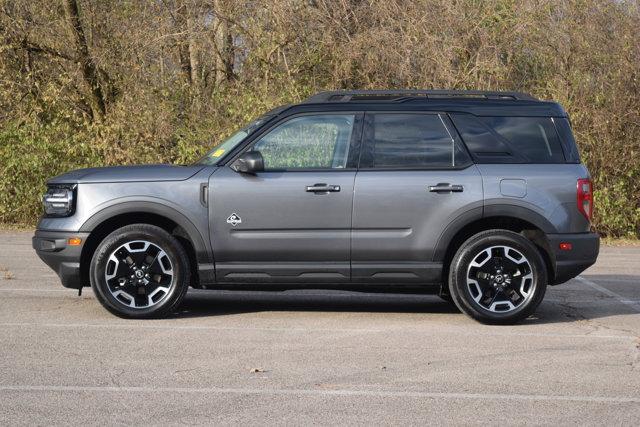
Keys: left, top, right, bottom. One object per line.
{"left": 90, "top": 225, "right": 189, "bottom": 318}
{"left": 449, "top": 231, "right": 547, "bottom": 324}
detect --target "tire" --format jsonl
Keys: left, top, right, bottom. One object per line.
{"left": 448, "top": 229, "right": 547, "bottom": 324}
{"left": 89, "top": 224, "right": 191, "bottom": 318}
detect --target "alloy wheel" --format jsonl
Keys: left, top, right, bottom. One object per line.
{"left": 465, "top": 245, "right": 535, "bottom": 313}
{"left": 104, "top": 240, "right": 174, "bottom": 309}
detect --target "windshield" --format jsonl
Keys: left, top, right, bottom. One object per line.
{"left": 195, "top": 115, "right": 272, "bottom": 165}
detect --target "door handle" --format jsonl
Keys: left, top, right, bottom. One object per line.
{"left": 428, "top": 183, "right": 464, "bottom": 193}
{"left": 306, "top": 183, "right": 341, "bottom": 193}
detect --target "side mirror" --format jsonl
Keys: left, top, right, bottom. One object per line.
{"left": 230, "top": 151, "right": 264, "bottom": 174}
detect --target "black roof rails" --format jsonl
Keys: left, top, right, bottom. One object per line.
{"left": 305, "top": 90, "right": 538, "bottom": 103}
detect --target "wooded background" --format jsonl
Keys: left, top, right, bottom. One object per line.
{"left": 0, "top": 0, "right": 638, "bottom": 236}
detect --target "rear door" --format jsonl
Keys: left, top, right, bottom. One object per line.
{"left": 351, "top": 112, "right": 483, "bottom": 283}
{"left": 209, "top": 112, "right": 363, "bottom": 283}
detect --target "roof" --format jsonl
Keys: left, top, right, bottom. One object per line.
{"left": 274, "top": 90, "right": 566, "bottom": 117}
{"left": 304, "top": 89, "right": 538, "bottom": 102}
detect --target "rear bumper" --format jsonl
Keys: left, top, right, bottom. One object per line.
{"left": 32, "top": 230, "right": 90, "bottom": 289}
{"left": 547, "top": 232, "right": 600, "bottom": 285}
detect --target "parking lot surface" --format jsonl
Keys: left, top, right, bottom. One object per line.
{"left": 1, "top": 230, "right": 639, "bottom": 425}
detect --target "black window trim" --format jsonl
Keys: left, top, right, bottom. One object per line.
{"left": 223, "top": 111, "right": 365, "bottom": 173}
{"left": 358, "top": 111, "right": 474, "bottom": 171}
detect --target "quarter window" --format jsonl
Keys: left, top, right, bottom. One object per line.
{"left": 552, "top": 118, "right": 580, "bottom": 163}
{"left": 368, "top": 114, "right": 466, "bottom": 168}
{"left": 449, "top": 113, "right": 515, "bottom": 161}
{"left": 480, "top": 116, "right": 565, "bottom": 163}
{"left": 252, "top": 114, "right": 355, "bottom": 170}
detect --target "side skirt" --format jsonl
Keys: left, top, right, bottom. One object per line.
{"left": 199, "top": 282, "right": 443, "bottom": 294}
{"left": 197, "top": 261, "right": 444, "bottom": 292}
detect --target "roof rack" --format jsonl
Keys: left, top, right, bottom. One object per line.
{"left": 305, "top": 90, "right": 538, "bottom": 103}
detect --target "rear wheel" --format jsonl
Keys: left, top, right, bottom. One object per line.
{"left": 448, "top": 230, "right": 547, "bottom": 324}
{"left": 89, "top": 224, "right": 190, "bottom": 318}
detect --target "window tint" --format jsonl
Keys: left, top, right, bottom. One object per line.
{"left": 449, "top": 113, "right": 516, "bottom": 162}
{"left": 553, "top": 118, "right": 580, "bottom": 163}
{"left": 480, "top": 116, "right": 565, "bottom": 163}
{"left": 253, "top": 114, "right": 354, "bottom": 170}
{"left": 369, "top": 114, "right": 461, "bottom": 168}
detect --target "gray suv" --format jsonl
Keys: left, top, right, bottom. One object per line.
{"left": 33, "top": 90, "right": 600, "bottom": 324}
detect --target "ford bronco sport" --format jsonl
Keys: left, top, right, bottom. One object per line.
{"left": 33, "top": 90, "right": 600, "bottom": 324}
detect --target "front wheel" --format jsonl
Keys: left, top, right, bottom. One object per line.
{"left": 448, "top": 230, "right": 547, "bottom": 324}
{"left": 89, "top": 224, "right": 191, "bottom": 318}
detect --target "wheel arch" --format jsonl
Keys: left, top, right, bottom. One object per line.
{"left": 78, "top": 202, "right": 210, "bottom": 288}
{"left": 435, "top": 206, "right": 557, "bottom": 286}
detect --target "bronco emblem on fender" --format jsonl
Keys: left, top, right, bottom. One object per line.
{"left": 226, "top": 213, "right": 242, "bottom": 226}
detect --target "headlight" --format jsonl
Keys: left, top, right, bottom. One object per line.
{"left": 42, "top": 185, "right": 76, "bottom": 217}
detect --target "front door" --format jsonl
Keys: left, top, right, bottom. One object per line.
{"left": 209, "top": 113, "right": 362, "bottom": 283}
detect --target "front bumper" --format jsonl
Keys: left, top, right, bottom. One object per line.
{"left": 547, "top": 232, "right": 600, "bottom": 285}
{"left": 32, "top": 230, "right": 90, "bottom": 289}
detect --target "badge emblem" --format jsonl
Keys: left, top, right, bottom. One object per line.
{"left": 226, "top": 213, "right": 242, "bottom": 226}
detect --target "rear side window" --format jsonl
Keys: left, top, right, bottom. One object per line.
{"left": 481, "top": 116, "right": 565, "bottom": 163}
{"left": 450, "top": 113, "right": 566, "bottom": 164}
{"left": 364, "top": 113, "right": 470, "bottom": 168}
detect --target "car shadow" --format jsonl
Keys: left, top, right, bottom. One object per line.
{"left": 168, "top": 274, "right": 640, "bottom": 324}
{"left": 173, "top": 290, "right": 461, "bottom": 318}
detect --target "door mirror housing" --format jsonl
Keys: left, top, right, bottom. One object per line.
{"left": 230, "top": 151, "right": 265, "bottom": 174}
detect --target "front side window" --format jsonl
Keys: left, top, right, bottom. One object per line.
{"left": 252, "top": 114, "right": 355, "bottom": 170}
{"left": 367, "top": 114, "right": 466, "bottom": 168}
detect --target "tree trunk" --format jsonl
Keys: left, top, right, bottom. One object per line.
{"left": 176, "top": 1, "right": 199, "bottom": 88}
{"left": 176, "top": 2, "right": 192, "bottom": 85}
{"left": 221, "top": 24, "right": 234, "bottom": 81}
{"left": 63, "top": 0, "right": 107, "bottom": 121}
{"left": 213, "top": 0, "right": 234, "bottom": 86}
{"left": 187, "top": 14, "right": 200, "bottom": 89}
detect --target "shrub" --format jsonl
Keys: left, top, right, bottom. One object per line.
{"left": 0, "top": 121, "right": 101, "bottom": 225}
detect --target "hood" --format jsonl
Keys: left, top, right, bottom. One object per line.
{"left": 47, "top": 164, "right": 206, "bottom": 184}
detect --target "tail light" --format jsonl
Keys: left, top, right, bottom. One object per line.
{"left": 577, "top": 178, "right": 593, "bottom": 222}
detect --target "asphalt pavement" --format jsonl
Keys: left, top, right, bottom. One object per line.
{"left": 1, "top": 230, "right": 639, "bottom": 425}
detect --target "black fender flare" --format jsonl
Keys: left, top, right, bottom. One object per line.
{"left": 483, "top": 204, "right": 557, "bottom": 234}
{"left": 432, "top": 204, "right": 558, "bottom": 262}
{"left": 79, "top": 200, "right": 212, "bottom": 264}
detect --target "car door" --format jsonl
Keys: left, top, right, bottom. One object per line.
{"left": 351, "top": 112, "right": 483, "bottom": 284}
{"left": 209, "top": 112, "right": 363, "bottom": 283}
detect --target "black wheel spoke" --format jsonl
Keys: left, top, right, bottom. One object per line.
{"left": 486, "top": 289, "right": 501, "bottom": 307}
{"left": 509, "top": 279, "right": 525, "bottom": 300}
{"left": 143, "top": 246, "right": 160, "bottom": 269}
